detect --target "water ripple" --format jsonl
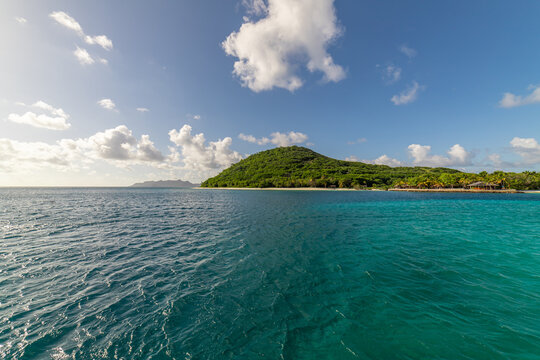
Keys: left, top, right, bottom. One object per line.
{"left": 0, "top": 189, "right": 539, "bottom": 359}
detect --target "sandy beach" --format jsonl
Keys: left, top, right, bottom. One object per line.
{"left": 389, "top": 188, "right": 523, "bottom": 193}
{"left": 196, "top": 187, "right": 527, "bottom": 193}
{"left": 194, "top": 187, "right": 363, "bottom": 191}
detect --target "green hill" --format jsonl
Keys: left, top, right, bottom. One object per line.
{"left": 201, "top": 146, "right": 461, "bottom": 188}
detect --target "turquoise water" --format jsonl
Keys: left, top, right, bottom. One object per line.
{"left": 1, "top": 189, "right": 539, "bottom": 359}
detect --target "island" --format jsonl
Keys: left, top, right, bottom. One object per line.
{"left": 201, "top": 146, "right": 540, "bottom": 191}
{"left": 129, "top": 179, "right": 199, "bottom": 188}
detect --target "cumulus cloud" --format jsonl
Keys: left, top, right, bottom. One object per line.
{"left": 169, "top": 125, "right": 243, "bottom": 172}
{"left": 0, "top": 126, "right": 168, "bottom": 175}
{"left": 238, "top": 131, "right": 308, "bottom": 147}
{"left": 50, "top": 11, "right": 113, "bottom": 50}
{"left": 75, "top": 125, "right": 164, "bottom": 162}
{"left": 222, "top": 0, "right": 345, "bottom": 92}
{"left": 371, "top": 155, "right": 403, "bottom": 167}
{"left": 499, "top": 86, "right": 540, "bottom": 108}
{"left": 239, "top": 133, "right": 258, "bottom": 143}
{"left": 358, "top": 155, "right": 402, "bottom": 166}
{"left": 7, "top": 100, "right": 71, "bottom": 130}
{"left": 98, "top": 98, "right": 116, "bottom": 111}
{"left": 408, "top": 144, "right": 472, "bottom": 167}
{"left": 510, "top": 137, "right": 540, "bottom": 164}
{"left": 400, "top": 44, "right": 417, "bottom": 59}
{"left": 136, "top": 107, "right": 149, "bottom": 112}
{"left": 15, "top": 17, "right": 27, "bottom": 24}
{"left": 391, "top": 81, "right": 422, "bottom": 105}
{"left": 74, "top": 47, "right": 95, "bottom": 65}
{"left": 0, "top": 124, "right": 250, "bottom": 182}
{"left": 486, "top": 153, "right": 517, "bottom": 169}
{"left": 242, "top": 0, "right": 268, "bottom": 16}
{"left": 346, "top": 154, "right": 402, "bottom": 166}
{"left": 0, "top": 138, "right": 74, "bottom": 171}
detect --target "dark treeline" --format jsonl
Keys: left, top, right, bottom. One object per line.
{"left": 201, "top": 146, "right": 540, "bottom": 190}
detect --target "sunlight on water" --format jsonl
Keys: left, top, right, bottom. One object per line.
{"left": 0, "top": 189, "right": 539, "bottom": 359}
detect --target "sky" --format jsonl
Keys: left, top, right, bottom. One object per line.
{"left": 1, "top": 0, "right": 540, "bottom": 186}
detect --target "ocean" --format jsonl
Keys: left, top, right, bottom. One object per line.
{"left": 1, "top": 188, "right": 539, "bottom": 359}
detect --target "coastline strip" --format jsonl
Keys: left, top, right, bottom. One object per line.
{"left": 196, "top": 187, "right": 524, "bottom": 193}
{"left": 388, "top": 188, "right": 522, "bottom": 193}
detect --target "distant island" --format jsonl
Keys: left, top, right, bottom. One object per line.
{"left": 130, "top": 179, "right": 199, "bottom": 188}
{"left": 201, "top": 146, "right": 540, "bottom": 190}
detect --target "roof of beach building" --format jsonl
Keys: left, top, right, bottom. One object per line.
{"left": 467, "top": 181, "right": 498, "bottom": 187}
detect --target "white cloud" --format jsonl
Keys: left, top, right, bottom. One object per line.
{"left": 499, "top": 86, "right": 540, "bottom": 108}
{"left": 0, "top": 126, "right": 167, "bottom": 175}
{"left": 383, "top": 64, "right": 401, "bottom": 83}
{"left": 15, "top": 17, "right": 27, "bottom": 24}
{"left": 75, "top": 125, "right": 164, "bottom": 162}
{"left": 84, "top": 35, "right": 113, "bottom": 51}
{"left": 239, "top": 133, "right": 258, "bottom": 143}
{"left": 372, "top": 155, "right": 403, "bottom": 167}
{"left": 136, "top": 107, "right": 150, "bottom": 112}
{"left": 32, "top": 100, "right": 69, "bottom": 119}
{"left": 346, "top": 154, "right": 402, "bottom": 166}
{"left": 50, "top": 11, "right": 113, "bottom": 50}
{"left": 408, "top": 144, "right": 472, "bottom": 167}
{"left": 510, "top": 137, "right": 540, "bottom": 164}
{"left": 238, "top": 131, "right": 308, "bottom": 147}
{"left": 268, "top": 131, "right": 309, "bottom": 147}
{"left": 0, "top": 125, "right": 251, "bottom": 184}
{"left": 193, "top": 115, "right": 201, "bottom": 120}
{"left": 98, "top": 98, "right": 116, "bottom": 111}
{"left": 74, "top": 47, "right": 94, "bottom": 65}
{"left": 8, "top": 112, "right": 71, "bottom": 131}
{"left": 391, "top": 81, "right": 422, "bottom": 105}
{"left": 7, "top": 100, "right": 71, "bottom": 130}
{"left": 242, "top": 0, "right": 268, "bottom": 16}
{"left": 359, "top": 155, "right": 403, "bottom": 166}
{"left": 50, "top": 11, "right": 83, "bottom": 35}
{"left": 169, "top": 125, "right": 243, "bottom": 172}
{"left": 486, "top": 153, "right": 516, "bottom": 169}
{"left": 400, "top": 44, "right": 417, "bottom": 59}
{"left": 222, "top": 0, "right": 345, "bottom": 92}
{"left": 0, "top": 139, "right": 74, "bottom": 170}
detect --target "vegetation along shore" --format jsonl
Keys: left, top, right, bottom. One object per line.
{"left": 201, "top": 146, "right": 540, "bottom": 191}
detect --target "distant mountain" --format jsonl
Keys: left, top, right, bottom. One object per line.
{"left": 129, "top": 179, "right": 199, "bottom": 188}
{"left": 201, "top": 146, "right": 460, "bottom": 188}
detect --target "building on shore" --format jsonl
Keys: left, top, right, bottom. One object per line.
{"left": 466, "top": 181, "right": 500, "bottom": 190}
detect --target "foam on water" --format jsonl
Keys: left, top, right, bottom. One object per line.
{"left": 0, "top": 189, "right": 539, "bottom": 359}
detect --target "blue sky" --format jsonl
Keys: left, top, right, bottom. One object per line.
{"left": 1, "top": 0, "right": 540, "bottom": 186}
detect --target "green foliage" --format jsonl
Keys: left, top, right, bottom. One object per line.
{"left": 397, "top": 170, "right": 540, "bottom": 190}
{"left": 201, "top": 146, "right": 463, "bottom": 189}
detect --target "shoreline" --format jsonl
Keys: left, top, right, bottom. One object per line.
{"left": 194, "top": 187, "right": 362, "bottom": 191}
{"left": 195, "top": 187, "right": 527, "bottom": 193}
{"left": 389, "top": 188, "right": 522, "bottom": 193}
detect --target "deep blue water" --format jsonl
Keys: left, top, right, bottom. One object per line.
{"left": 0, "top": 188, "right": 539, "bottom": 359}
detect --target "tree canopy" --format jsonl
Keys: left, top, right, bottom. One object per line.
{"left": 201, "top": 146, "right": 540, "bottom": 190}
{"left": 202, "top": 146, "right": 462, "bottom": 188}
